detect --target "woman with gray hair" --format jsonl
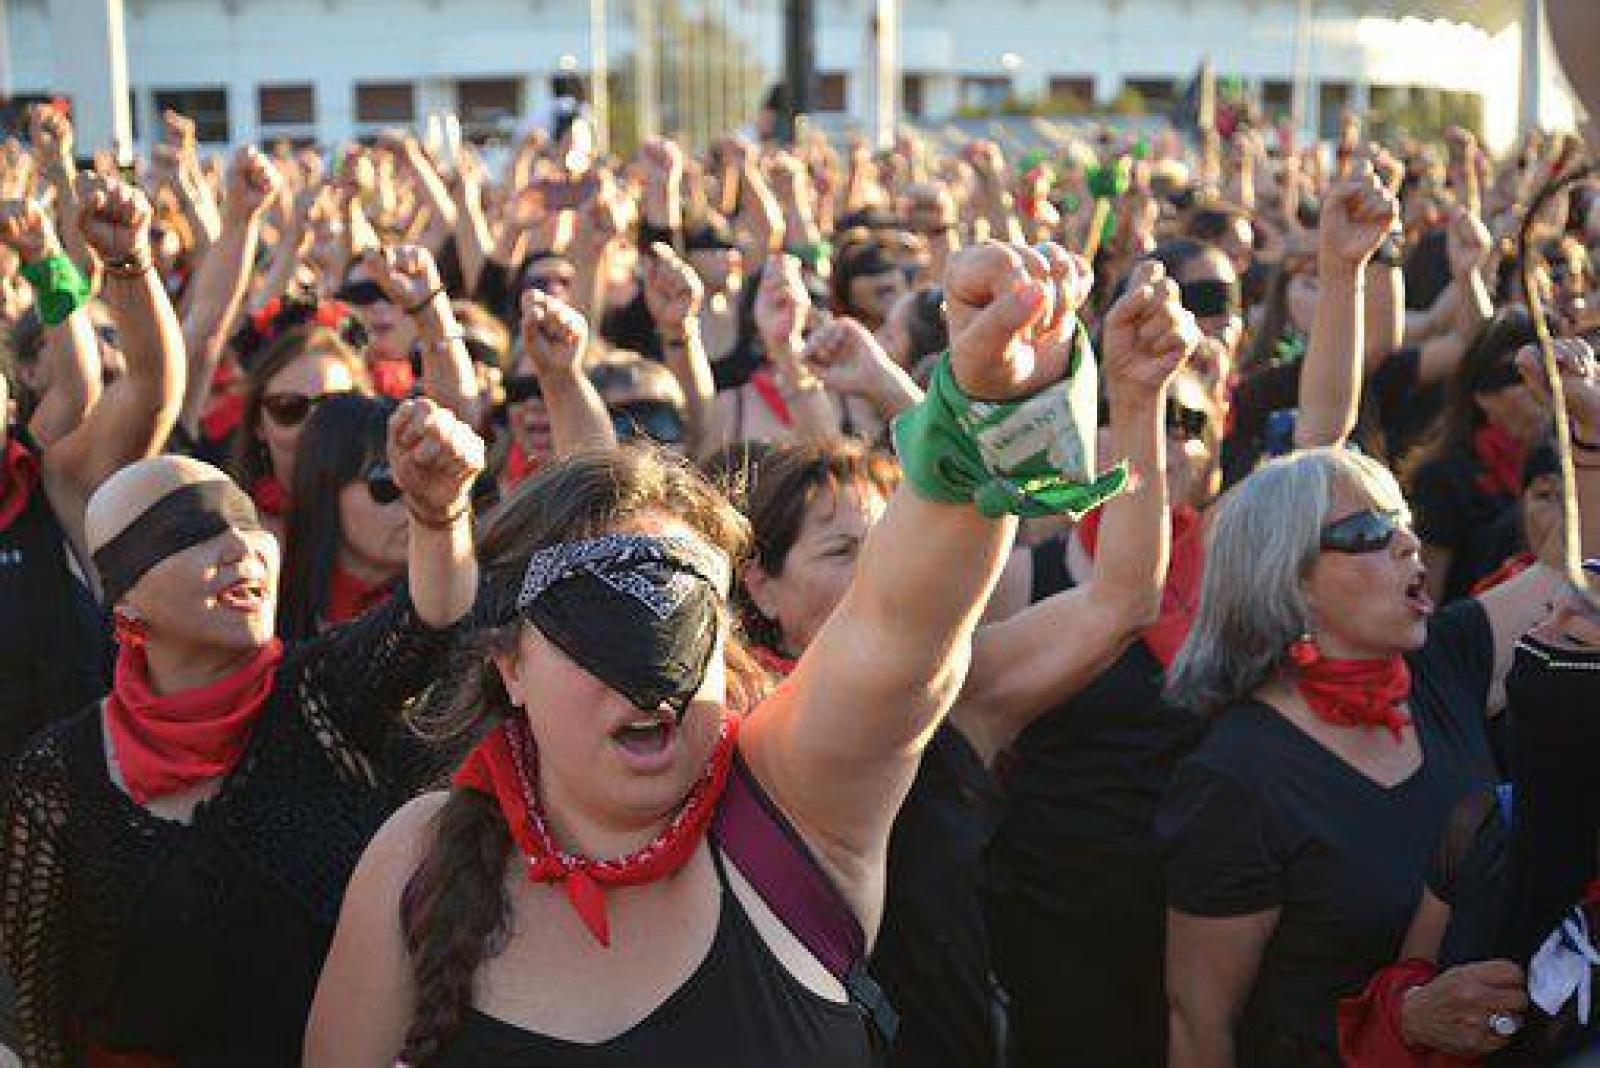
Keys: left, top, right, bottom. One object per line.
{"left": 1158, "top": 337, "right": 1600, "bottom": 1066}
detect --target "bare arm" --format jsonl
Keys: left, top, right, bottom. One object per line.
{"left": 450, "top": 151, "right": 494, "bottom": 297}
{"left": 1167, "top": 908, "right": 1280, "bottom": 1068}
{"left": 1294, "top": 162, "right": 1397, "bottom": 449}
{"left": 740, "top": 242, "right": 1090, "bottom": 924}
{"left": 388, "top": 399, "right": 483, "bottom": 628}
{"left": 753, "top": 253, "right": 836, "bottom": 443}
{"left": 519, "top": 288, "right": 616, "bottom": 457}
{"left": 179, "top": 147, "right": 282, "bottom": 437}
{"left": 364, "top": 245, "right": 482, "bottom": 426}
{"left": 1417, "top": 206, "right": 1494, "bottom": 386}
{"left": 956, "top": 262, "right": 1192, "bottom": 763}
{"left": 641, "top": 244, "right": 716, "bottom": 455}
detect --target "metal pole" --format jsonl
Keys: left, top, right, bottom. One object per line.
{"left": 872, "top": 0, "right": 898, "bottom": 150}
{"left": 635, "top": 0, "right": 658, "bottom": 140}
{"left": 1520, "top": 0, "right": 1543, "bottom": 136}
{"left": 1290, "top": 0, "right": 1312, "bottom": 139}
{"left": 591, "top": 0, "right": 610, "bottom": 155}
{"left": 781, "top": 0, "right": 814, "bottom": 143}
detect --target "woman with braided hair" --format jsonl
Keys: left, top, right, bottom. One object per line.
{"left": 305, "top": 238, "right": 1194, "bottom": 1063}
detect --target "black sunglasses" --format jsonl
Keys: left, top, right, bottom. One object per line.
{"left": 503, "top": 374, "right": 543, "bottom": 403}
{"left": 610, "top": 400, "right": 686, "bottom": 445}
{"left": 335, "top": 280, "right": 389, "bottom": 307}
{"left": 1166, "top": 401, "right": 1209, "bottom": 441}
{"left": 261, "top": 391, "right": 341, "bottom": 427}
{"left": 365, "top": 462, "right": 401, "bottom": 505}
{"left": 1320, "top": 508, "right": 1406, "bottom": 554}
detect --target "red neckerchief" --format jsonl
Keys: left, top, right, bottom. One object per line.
{"left": 1338, "top": 959, "right": 1478, "bottom": 1067}
{"left": 105, "top": 639, "right": 284, "bottom": 804}
{"left": 750, "top": 369, "right": 793, "bottom": 427}
{"left": 1079, "top": 504, "right": 1204, "bottom": 669}
{"left": 1472, "top": 423, "right": 1526, "bottom": 499}
{"left": 1469, "top": 551, "right": 1537, "bottom": 596}
{"left": 251, "top": 474, "right": 289, "bottom": 517}
{"left": 504, "top": 441, "right": 541, "bottom": 488}
{"left": 1287, "top": 638, "right": 1412, "bottom": 742}
{"left": 200, "top": 361, "right": 244, "bottom": 444}
{"left": 453, "top": 713, "right": 739, "bottom": 947}
{"left": 368, "top": 357, "right": 415, "bottom": 399}
{"left": 0, "top": 435, "right": 41, "bottom": 532}
{"left": 752, "top": 645, "right": 798, "bottom": 678}
{"left": 324, "top": 564, "right": 394, "bottom": 625}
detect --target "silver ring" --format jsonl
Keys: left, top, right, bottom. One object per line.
{"left": 1487, "top": 1011, "right": 1520, "bottom": 1037}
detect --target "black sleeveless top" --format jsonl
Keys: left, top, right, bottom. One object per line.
{"left": 0, "top": 438, "right": 107, "bottom": 768}
{"left": 427, "top": 846, "right": 876, "bottom": 1067}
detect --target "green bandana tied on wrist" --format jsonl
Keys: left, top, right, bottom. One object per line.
{"left": 20, "top": 253, "right": 91, "bottom": 326}
{"left": 892, "top": 327, "right": 1130, "bottom": 520}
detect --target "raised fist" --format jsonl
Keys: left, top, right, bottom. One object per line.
{"left": 639, "top": 137, "right": 685, "bottom": 185}
{"left": 1318, "top": 160, "right": 1398, "bottom": 269}
{"left": 362, "top": 243, "right": 443, "bottom": 311}
{"left": 1445, "top": 205, "right": 1492, "bottom": 280}
{"left": 520, "top": 288, "right": 589, "bottom": 378}
{"left": 802, "top": 317, "right": 899, "bottom": 399}
{"left": 74, "top": 173, "right": 153, "bottom": 262}
{"left": 162, "top": 109, "right": 197, "bottom": 152}
{"left": 944, "top": 240, "right": 1092, "bottom": 401}
{"left": 225, "top": 145, "right": 284, "bottom": 222}
{"left": 642, "top": 243, "right": 704, "bottom": 329}
{"left": 0, "top": 200, "right": 59, "bottom": 263}
{"left": 1100, "top": 260, "right": 1199, "bottom": 402}
{"left": 29, "top": 105, "right": 73, "bottom": 170}
{"left": 387, "top": 398, "right": 485, "bottom": 525}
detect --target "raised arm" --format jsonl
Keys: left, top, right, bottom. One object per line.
{"left": 1415, "top": 205, "right": 1494, "bottom": 386}
{"left": 802, "top": 317, "right": 924, "bottom": 423}
{"left": 28, "top": 106, "right": 93, "bottom": 282}
{"left": 741, "top": 240, "right": 1092, "bottom": 919}
{"left": 179, "top": 146, "right": 282, "bottom": 437}
{"left": 519, "top": 287, "right": 616, "bottom": 457}
{"left": 1294, "top": 161, "right": 1397, "bottom": 449}
{"left": 956, "top": 260, "right": 1196, "bottom": 764}
{"left": 387, "top": 398, "right": 483, "bottom": 627}
{"left": 364, "top": 244, "right": 482, "bottom": 426}
{"left": 0, "top": 201, "right": 101, "bottom": 448}
{"left": 45, "top": 175, "right": 185, "bottom": 552}
{"left": 384, "top": 132, "right": 456, "bottom": 257}
{"left": 641, "top": 243, "right": 716, "bottom": 454}
{"left": 449, "top": 148, "right": 494, "bottom": 297}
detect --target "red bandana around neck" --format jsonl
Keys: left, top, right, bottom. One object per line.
{"left": 453, "top": 714, "right": 740, "bottom": 947}
{"left": 0, "top": 435, "right": 41, "bottom": 531}
{"left": 503, "top": 441, "right": 542, "bottom": 488}
{"left": 1079, "top": 503, "right": 1204, "bottom": 669}
{"left": 1287, "top": 638, "right": 1412, "bottom": 742}
{"left": 1472, "top": 423, "right": 1526, "bottom": 499}
{"left": 251, "top": 474, "right": 289, "bottom": 517}
{"left": 750, "top": 369, "right": 793, "bottom": 427}
{"left": 105, "top": 639, "right": 285, "bottom": 804}
{"left": 324, "top": 564, "right": 394, "bottom": 626}
{"left": 200, "top": 361, "right": 245, "bottom": 444}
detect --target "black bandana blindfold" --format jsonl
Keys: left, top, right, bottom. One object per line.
{"left": 93, "top": 480, "right": 263, "bottom": 605}
{"left": 517, "top": 535, "right": 731, "bottom": 715}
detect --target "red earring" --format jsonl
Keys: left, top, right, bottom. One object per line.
{"left": 112, "top": 611, "right": 149, "bottom": 648}
{"left": 1287, "top": 634, "right": 1321, "bottom": 668}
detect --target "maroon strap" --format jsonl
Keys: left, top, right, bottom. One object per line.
{"left": 712, "top": 755, "right": 863, "bottom": 978}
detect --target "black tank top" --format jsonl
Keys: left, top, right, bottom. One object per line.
{"left": 427, "top": 846, "right": 876, "bottom": 1067}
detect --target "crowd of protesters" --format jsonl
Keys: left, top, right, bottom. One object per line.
{"left": 0, "top": 55, "right": 1598, "bottom": 1068}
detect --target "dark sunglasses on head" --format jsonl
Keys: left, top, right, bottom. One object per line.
{"left": 365, "top": 462, "right": 401, "bottom": 505}
{"left": 261, "top": 391, "right": 341, "bottom": 427}
{"left": 1179, "top": 278, "right": 1242, "bottom": 320}
{"left": 1320, "top": 508, "right": 1406, "bottom": 554}
{"left": 334, "top": 280, "right": 390, "bottom": 307}
{"left": 1166, "top": 401, "right": 1210, "bottom": 441}
{"left": 526, "top": 273, "right": 574, "bottom": 294}
{"left": 610, "top": 400, "right": 686, "bottom": 445}
{"left": 503, "top": 374, "right": 543, "bottom": 403}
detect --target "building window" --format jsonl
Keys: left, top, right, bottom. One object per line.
{"left": 1124, "top": 78, "right": 1176, "bottom": 112}
{"left": 959, "top": 76, "right": 1010, "bottom": 113}
{"left": 355, "top": 82, "right": 416, "bottom": 126}
{"left": 152, "top": 87, "right": 230, "bottom": 143}
{"left": 1048, "top": 76, "right": 1094, "bottom": 113}
{"left": 816, "top": 73, "right": 848, "bottom": 113}
{"left": 1261, "top": 79, "right": 1293, "bottom": 121}
{"left": 1321, "top": 81, "right": 1354, "bottom": 138}
{"left": 456, "top": 77, "right": 522, "bottom": 143}
{"left": 257, "top": 84, "right": 316, "bottom": 145}
{"left": 902, "top": 73, "right": 925, "bottom": 118}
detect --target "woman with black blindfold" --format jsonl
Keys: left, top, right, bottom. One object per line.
{"left": 0, "top": 399, "right": 483, "bottom": 1065}
{"left": 306, "top": 241, "right": 1135, "bottom": 1064}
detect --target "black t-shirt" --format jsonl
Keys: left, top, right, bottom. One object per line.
{"left": 873, "top": 724, "right": 1005, "bottom": 1067}
{"left": 1408, "top": 447, "right": 1524, "bottom": 603}
{"left": 1157, "top": 600, "right": 1498, "bottom": 1065}
{"left": 987, "top": 538, "right": 1204, "bottom": 915}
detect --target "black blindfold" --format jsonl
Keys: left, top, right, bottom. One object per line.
{"left": 93, "top": 480, "right": 263, "bottom": 605}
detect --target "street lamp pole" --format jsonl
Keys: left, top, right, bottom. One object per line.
{"left": 591, "top": 0, "right": 609, "bottom": 154}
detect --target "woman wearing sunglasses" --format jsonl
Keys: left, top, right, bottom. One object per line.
{"left": 0, "top": 398, "right": 483, "bottom": 1065}
{"left": 278, "top": 394, "right": 408, "bottom": 639}
{"left": 230, "top": 321, "right": 369, "bottom": 529}
{"left": 1158, "top": 338, "right": 1600, "bottom": 1066}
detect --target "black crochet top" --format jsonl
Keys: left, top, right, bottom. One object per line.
{"left": 0, "top": 590, "right": 459, "bottom": 1066}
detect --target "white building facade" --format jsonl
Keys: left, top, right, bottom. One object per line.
{"left": 5, "top": 0, "right": 1571, "bottom": 156}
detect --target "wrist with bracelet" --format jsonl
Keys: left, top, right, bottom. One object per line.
{"left": 404, "top": 284, "right": 448, "bottom": 317}
{"left": 406, "top": 497, "right": 473, "bottom": 530}
{"left": 102, "top": 244, "right": 154, "bottom": 280}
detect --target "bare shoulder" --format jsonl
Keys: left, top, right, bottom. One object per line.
{"left": 355, "top": 790, "right": 452, "bottom": 889}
